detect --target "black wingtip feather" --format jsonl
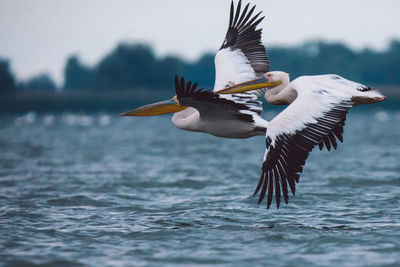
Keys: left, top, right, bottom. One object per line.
{"left": 318, "top": 142, "right": 324, "bottom": 151}
{"left": 274, "top": 169, "right": 281, "bottom": 209}
{"left": 174, "top": 75, "right": 205, "bottom": 99}
{"left": 192, "top": 82, "right": 198, "bottom": 92}
{"left": 174, "top": 75, "right": 255, "bottom": 123}
{"left": 237, "top": 3, "right": 249, "bottom": 27}
{"left": 242, "top": 11, "right": 263, "bottom": 30}
{"left": 253, "top": 100, "right": 351, "bottom": 210}
{"left": 254, "top": 171, "right": 264, "bottom": 197}
{"left": 323, "top": 136, "right": 332, "bottom": 151}
{"left": 266, "top": 174, "right": 273, "bottom": 209}
{"left": 229, "top": 1, "right": 234, "bottom": 27}
{"left": 238, "top": 5, "right": 255, "bottom": 30}
{"left": 220, "top": 0, "right": 269, "bottom": 74}
{"left": 232, "top": 0, "right": 242, "bottom": 26}
{"left": 258, "top": 177, "right": 266, "bottom": 204}
{"left": 328, "top": 132, "right": 338, "bottom": 150}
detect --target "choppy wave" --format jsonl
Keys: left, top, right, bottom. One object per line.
{"left": 1, "top": 110, "right": 400, "bottom": 266}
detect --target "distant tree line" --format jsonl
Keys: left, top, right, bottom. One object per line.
{"left": 1, "top": 40, "right": 400, "bottom": 95}
{"left": 0, "top": 58, "right": 16, "bottom": 95}
{"left": 269, "top": 41, "right": 400, "bottom": 86}
{"left": 0, "top": 57, "right": 56, "bottom": 95}
{"left": 63, "top": 44, "right": 215, "bottom": 91}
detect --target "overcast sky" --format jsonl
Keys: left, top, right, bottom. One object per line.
{"left": 1, "top": 0, "right": 399, "bottom": 85}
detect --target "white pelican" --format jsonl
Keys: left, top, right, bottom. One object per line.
{"left": 121, "top": 0, "right": 281, "bottom": 138}
{"left": 219, "top": 71, "right": 386, "bottom": 209}
{"left": 122, "top": 0, "right": 387, "bottom": 210}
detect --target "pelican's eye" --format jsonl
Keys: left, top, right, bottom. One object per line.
{"left": 173, "top": 95, "right": 179, "bottom": 104}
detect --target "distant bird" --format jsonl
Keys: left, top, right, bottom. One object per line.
{"left": 219, "top": 71, "right": 386, "bottom": 209}
{"left": 121, "top": 0, "right": 281, "bottom": 138}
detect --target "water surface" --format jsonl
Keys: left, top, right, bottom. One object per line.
{"left": 1, "top": 109, "right": 399, "bottom": 266}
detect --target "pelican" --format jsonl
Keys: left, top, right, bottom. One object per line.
{"left": 122, "top": 0, "right": 387, "bottom": 210}
{"left": 219, "top": 71, "right": 386, "bottom": 209}
{"left": 121, "top": 0, "right": 280, "bottom": 138}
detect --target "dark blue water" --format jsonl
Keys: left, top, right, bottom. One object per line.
{"left": 1, "top": 109, "right": 400, "bottom": 266}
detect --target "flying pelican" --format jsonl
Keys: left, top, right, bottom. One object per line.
{"left": 121, "top": 0, "right": 387, "bottom": 210}
{"left": 219, "top": 71, "right": 386, "bottom": 209}
{"left": 121, "top": 0, "right": 281, "bottom": 138}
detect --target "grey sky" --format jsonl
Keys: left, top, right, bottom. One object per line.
{"left": 1, "top": 0, "right": 399, "bottom": 84}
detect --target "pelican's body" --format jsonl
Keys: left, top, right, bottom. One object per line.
{"left": 262, "top": 72, "right": 385, "bottom": 106}
{"left": 169, "top": 75, "right": 270, "bottom": 138}
{"left": 170, "top": 0, "right": 271, "bottom": 138}
{"left": 221, "top": 71, "right": 386, "bottom": 209}
{"left": 122, "top": 0, "right": 275, "bottom": 139}
{"left": 172, "top": 107, "right": 266, "bottom": 138}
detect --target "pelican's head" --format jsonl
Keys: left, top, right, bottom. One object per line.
{"left": 218, "top": 71, "right": 288, "bottom": 95}
{"left": 264, "top": 71, "right": 290, "bottom": 86}
{"left": 121, "top": 95, "right": 188, "bottom": 117}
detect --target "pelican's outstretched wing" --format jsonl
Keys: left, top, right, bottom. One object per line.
{"left": 175, "top": 75, "right": 263, "bottom": 122}
{"left": 254, "top": 80, "right": 354, "bottom": 209}
{"left": 214, "top": 0, "right": 269, "bottom": 96}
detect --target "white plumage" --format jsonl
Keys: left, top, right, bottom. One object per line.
{"left": 222, "top": 71, "right": 386, "bottom": 209}
{"left": 122, "top": 0, "right": 271, "bottom": 139}
{"left": 171, "top": 0, "right": 270, "bottom": 138}
{"left": 214, "top": 48, "right": 257, "bottom": 91}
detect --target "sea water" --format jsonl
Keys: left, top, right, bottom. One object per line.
{"left": 1, "top": 109, "right": 399, "bottom": 266}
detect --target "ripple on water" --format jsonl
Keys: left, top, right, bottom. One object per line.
{"left": 1, "top": 112, "right": 400, "bottom": 266}
{"left": 46, "top": 195, "right": 114, "bottom": 207}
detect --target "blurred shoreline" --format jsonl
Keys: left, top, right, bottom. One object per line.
{"left": 1, "top": 86, "right": 398, "bottom": 114}
{"left": 0, "top": 89, "right": 170, "bottom": 114}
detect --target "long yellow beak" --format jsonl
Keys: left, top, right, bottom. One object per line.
{"left": 121, "top": 98, "right": 188, "bottom": 116}
{"left": 217, "top": 77, "right": 282, "bottom": 95}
